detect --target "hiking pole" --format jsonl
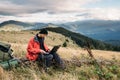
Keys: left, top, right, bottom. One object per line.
{"left": 84, "top": 41, "right": 105, "bottom": 80}
{"left": 84, "top": 41, "right": 100, "bottom": 65}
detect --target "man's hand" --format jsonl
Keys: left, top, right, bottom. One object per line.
{"left": 40, "top": 50, "right": 46, "bottom": 54}
{"left": 47, "top": 49, "right": 51, "bottom": 53}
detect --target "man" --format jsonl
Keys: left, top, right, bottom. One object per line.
{"left": 26, "top": 29, "right": 63, "bottom": 69}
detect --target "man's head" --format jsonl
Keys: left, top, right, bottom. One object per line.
{"left": 38, "top": 29, "right": 48, "bottom": 38}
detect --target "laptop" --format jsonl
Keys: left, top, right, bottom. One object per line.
{"left": 49, "top": 45, "right": 61, "bottom": 54}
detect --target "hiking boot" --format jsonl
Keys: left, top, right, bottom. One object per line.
{"left": 45, "top": 67, "right": 50, "bottom": 72}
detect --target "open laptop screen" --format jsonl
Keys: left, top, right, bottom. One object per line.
{"left": 49, "top": 45, "right": 61, "bottom": 54}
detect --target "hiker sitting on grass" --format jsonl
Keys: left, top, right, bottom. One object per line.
{"left": 26, "top": 29, "right": 64, "bottom": 69}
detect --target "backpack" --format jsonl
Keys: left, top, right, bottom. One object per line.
{"left": 0, "top": 41, "right": 13, "bottom": 62}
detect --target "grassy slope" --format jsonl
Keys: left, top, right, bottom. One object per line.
{"left": 0, "top": 30, "right": 120, "bottom": 80}
{"left": 46, "top": 27, "right": 120, "bottom": 51}
{"left": 0, "top": 24, "right": 24, "bottom": 31}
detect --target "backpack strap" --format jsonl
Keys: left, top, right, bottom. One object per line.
{"left": 7, "top": 60, "right": 11, "bottom": 69}
{"left": 8, "top": 49, "right": 13, "bottom": 59}
{"left": 2, "top": 53, "right": 5, "bottom": 61}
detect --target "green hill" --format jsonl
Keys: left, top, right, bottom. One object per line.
{"left": 45, "top": 27, "right": 120, "bottom": 51}
{"left": 0, "top": 20, "right": 32, "bottom": 28}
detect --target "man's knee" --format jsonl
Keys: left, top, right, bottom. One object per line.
{"left": 46, "top": 54, "right": 53, "bottom": 60}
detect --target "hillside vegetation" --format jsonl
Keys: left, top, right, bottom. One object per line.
{"left": 0, "top": 20, "right": 120, "bottom": 51}
{"left": 0, "top": 29, "right": 120, "bottom": 80}
{"left": 46, "top": 27, "right": 120, "bottom": 51}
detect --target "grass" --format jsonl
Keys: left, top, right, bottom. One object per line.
{"left": 0, "top": 30, "right": 120, "bottom": 80}
{"left": 1, "top": 58, "right": 120, "bottom": 80}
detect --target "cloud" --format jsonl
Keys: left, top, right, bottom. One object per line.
{"left": 0, "top": 0, "right": 120, "bottom": 23}
{"left": 0, "top": 8, "right": 120, "bottom": 23}
{"left": 0, "top": 12, "right": 82, "bottom": 23}
{"left": 0, "top": 0, "right": 100, "bottom": 15}
{"left": 75, "top": 8, "right": 120, "bottom": 20}
{"left": 106, "top": 28, "right": 116, "bottom": 32}
{"left": 88, "top": 8, "right": 120, "bottom": 20}
{"left": 0, "top": 1, "right": 25, "bottom": 15}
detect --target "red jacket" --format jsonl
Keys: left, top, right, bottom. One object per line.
{"left": 26, "top": 36, "right": 49, "bottom": 61}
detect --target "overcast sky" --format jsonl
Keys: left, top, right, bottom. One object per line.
{"left": 0, "top": 0, "right": 120, "bottom": 23}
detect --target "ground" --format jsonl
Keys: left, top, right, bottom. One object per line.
{"left": 0, "top": 30, "right": 120, "bottom": 80}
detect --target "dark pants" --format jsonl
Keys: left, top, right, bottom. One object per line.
{"left": 37, "top": 54, "right": 53, "bottom": 67}
{"left": 51, "top": 53, "right": 63, "bottom": 66}
{"left": 37, "top": 53, "right": 63, "bottom": 68}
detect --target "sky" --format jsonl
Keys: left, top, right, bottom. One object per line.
{"left": 0, "top": 0, "right": 120, "bottom": 23}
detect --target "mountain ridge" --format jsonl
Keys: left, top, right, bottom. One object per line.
{"left": 45, "top": 27, "right": 120, "bottom": 51}
{"left": 0, "top": 20, "right": 119, "bottom": 50}
{"left": 57, "top": 20, "right": 120, "bottom": 40}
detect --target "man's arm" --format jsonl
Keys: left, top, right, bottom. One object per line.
{"left": 44, "top": 43, "right": 50, "bottom": 52}
{"left": 27, "top": 38, "right": 41, "bottom": 54}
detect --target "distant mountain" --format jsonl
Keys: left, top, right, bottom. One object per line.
{"left": 0, "top": 20, "right": 32, "bottom": 27}
{"left": 0, "top": 20, "right": 48, "bottom": 30}
{"left": 0, "top": 20, "right": 120, "bottom": 47}
{"left": 1, "top": 20, "right": 120, "bottom": 40}
{"left": 45, "top": 27, "right": 120, "bottom": 51}
{"left": 104, "top": 40, "right": 120, "bottom": 46}
{"left": 57, "top": 20, "right": 120, "bottom": 41}
{"left": 0, "top": 20, "right": 120, "bottom": 51}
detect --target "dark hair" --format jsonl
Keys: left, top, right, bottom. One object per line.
{"left": 39, "top": 29, "right": 48, "bottom": 35}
